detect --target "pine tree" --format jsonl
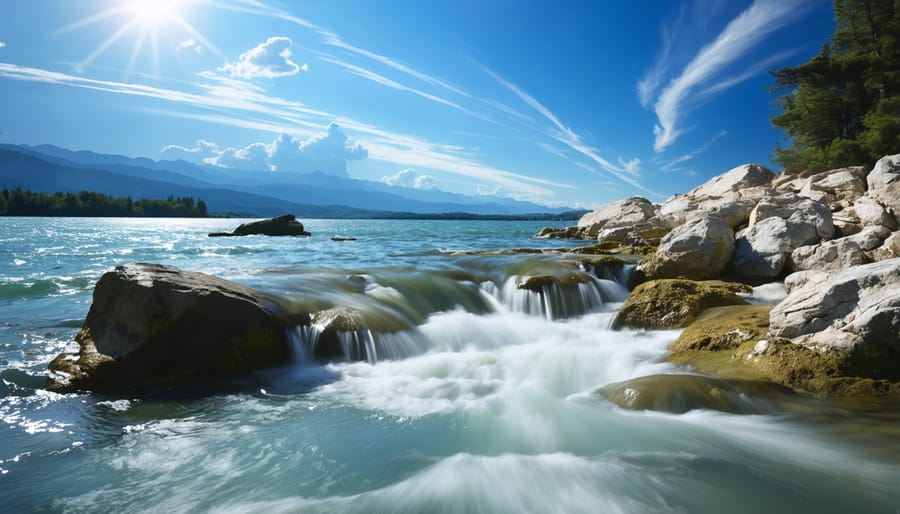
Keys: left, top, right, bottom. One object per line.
{"left": 771, "top": 0, "right": 900, "bottom": 173}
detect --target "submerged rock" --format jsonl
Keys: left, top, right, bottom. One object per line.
{"left": 597, "top": 373, "right": 796, "bottom": 414}
{"left": 47, "top": 263, "right": 303, "bottom": 392}
{"left": 611, "top": 279, "right": 750, "bottom": 330}
{"left": 209, "top": 214, "right": 311, "bottom": 237}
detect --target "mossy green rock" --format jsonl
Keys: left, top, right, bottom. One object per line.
{"left": 597, "top": 373, "right": 797, "bottom": 414}
{"left": 668, "top": 304, "right": 900, "bottom": 399}
{"left": 47, "top": 263, "right": 304, "bottom": 393}
{"left": 611, "top": 279, "right": 751, "bottom": 330}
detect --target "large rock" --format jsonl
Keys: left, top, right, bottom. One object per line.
{"left": 871, "top": 231, "right": 900, "bottom": 261}
{"left": 732, "top": 194, "right": 834, "bottom": 280}
{"left": 47, "top": 263, "right": 304, "bottom": 392}
{"left": 658, "top": 164, "right": 774, "bottom": 228}
{"left": 798, "top": 167, "right": 866, "bottom": 210}
{"left": 640, "top": 215, "right": 734, "bottom": 280}
{"left": 866, "top": 154, "right": 900, "bottom": 217}
{"left": 853, "top": 196, "right": 897, "bottom": 229}
{"left": 209, "top": 214, "right": 311, "bottom": 237}
{"left": 789, "top": 227, "right": 884, "bottom": 272}
{"left": 577, "top": 197, "right": 657, "bottom": 238}
{"left": 597, "top": 373, "right": 795, "bottom": 414}
{"left": 611, "top": 279, "right": 750, "bottom": 330}
{"left": 768, "top": 258, "right": 900, "bottom": 380}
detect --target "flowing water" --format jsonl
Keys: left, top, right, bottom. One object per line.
{"left": 1, "top": 217, "right": 898, "bottom": 513}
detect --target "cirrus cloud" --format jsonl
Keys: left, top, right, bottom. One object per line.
{"left": 219, "top": 36, "right": 305, "bottom": 79}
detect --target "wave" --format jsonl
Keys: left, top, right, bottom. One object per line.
{"left": 0, "top": 276, "right": 94, "bottom": 299}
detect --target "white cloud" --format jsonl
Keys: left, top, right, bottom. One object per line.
{"left": 0, "top": 41, "right": 6, "bottom": 49}
{"left": 178, "top": 38, "right": 203, "bottom": 54}
{"left": 660, "top": 130, "right": 727, "bottom": 171}
{"left": 651, "top": 0, "right": 813, "bottom": 152}
{"left": 219, "top": 37, "right": 303, "bottom": 79}
{"left": 164, "top": 123, "right": 368, "bottom": 176}
{"left": 381, "top": 169, "right": 436, "bottom": 189}
{"left": 300, "top": 63, "right": 309, "bottom": 72}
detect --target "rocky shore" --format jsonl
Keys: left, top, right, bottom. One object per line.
{"left": 541, "top": 154, "right": 900, "bottom": 399}
{"left": 46, "top": 156, "right": 900, "bottom": 404}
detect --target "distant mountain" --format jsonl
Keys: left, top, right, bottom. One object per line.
{"left": 0, "top": 144, "right": 577, "bottom": 217}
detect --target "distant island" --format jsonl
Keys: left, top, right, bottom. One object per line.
{"left": 0, "top": 188, "right": 209, "bottom": 217}
{"left": 0, "top": 187, "right": 586, "bottom": 221}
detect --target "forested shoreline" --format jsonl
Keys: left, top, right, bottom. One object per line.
{"left": 0, "top": 188, "right": 209, "bottom": 217}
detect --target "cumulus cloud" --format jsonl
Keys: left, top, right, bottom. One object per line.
{"left": 381, "top": 169, "right": 436, "bottom": 189}
{"left": 219, "top": 37, "right": 305, "bottom": 79}
{"left": 162, "top": 123, "right": 368, "bottom": 176}
{"left": 178, "top": 38, "right": 202, "bottom": 54}
{"left": 650, "top": 0, "right": 812, "bottom": 152}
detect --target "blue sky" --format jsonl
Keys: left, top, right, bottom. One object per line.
{"left": 0, "top": 0, "right": 834, "bottom": 208}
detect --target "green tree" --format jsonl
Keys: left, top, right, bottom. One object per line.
{"left": 771, "top": 0, "right": 900, "bottom": 174}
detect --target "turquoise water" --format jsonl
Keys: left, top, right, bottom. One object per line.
{"left": 1, "top": 217, "right": 898, "bottom": 513}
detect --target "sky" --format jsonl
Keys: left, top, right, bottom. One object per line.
{"left": 0, "top": 0, "right": 835, "bottom": 209}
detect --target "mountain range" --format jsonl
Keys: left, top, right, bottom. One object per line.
{"left": 0, "top": 144, "right": 579, "bottom": 218}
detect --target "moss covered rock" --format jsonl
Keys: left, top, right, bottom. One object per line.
{"left": 47, "top": 263, "right": 304, "bottom": 393}
{"left": 597, "top": 373, "right": 797, "bottom": 414}
{"left": 611, "top": 279, "right": 751, "bottom": 330}
{"left": 667, "top": 304, "right": 900, "bottom": 399}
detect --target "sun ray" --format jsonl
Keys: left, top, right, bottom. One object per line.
{"left": 77, "top": 19, "right": 139, "bottom": 72}
{"left": 127, "top": 28, "right": 149, "bottom": 79}
{"left": 54, "top": 6, "right": 129, "bottom": 36}
{"left": 64, "top": 0, "right": 217, "bottom": 75}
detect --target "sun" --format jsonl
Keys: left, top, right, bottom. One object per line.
{"left": 57, "top": 0, "right": 220, "bottom": 76}
{"left": 129, "top": 0, "right": 182, "bottom": 28}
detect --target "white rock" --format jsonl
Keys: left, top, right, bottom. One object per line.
{"left": 769, "top": 258, "right": 900, "bottom": 354}
{"left": 641, "top": 215, "right": 735, "bottom": 280}
{"left": 748, "top": 193, "right": 834, "bottom": 240}
{"left": 866, "top": 154, "right": 900, "bottom": 217}
{"left": 577, "top": 196, "right": 657, "bottom": 237}
{"left": 799, "top": 167, "right": 866, "bottom": 209}
{"left": 733, "top": 215, "right": 823, "bottom": 279}
{"left": 853, "top": 195, "right": 897, "bottom": 229}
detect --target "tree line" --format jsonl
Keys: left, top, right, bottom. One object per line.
{"left": 772, "top": 0, "right": 899, "bottom": 173}
{"left": 0, "top": 189, "right": 209, "bottom": 217}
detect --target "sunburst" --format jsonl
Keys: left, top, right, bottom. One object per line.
{"left": 57, "top": 0, "right": 222, "bottom": 77}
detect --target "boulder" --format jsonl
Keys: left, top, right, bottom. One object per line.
{"left": 535, "top": 226, "right": 585, "bottom": 239}
{"left": 658, "top": 164, "right": 774, "bottom": 228}
{"left": 870, "top": 231, "right": 900, "bottom": 261}
{"left": 611, "top": 279, "right": 750, "bottom": 330}
{"left": 47, "top": 263, "right": 304, "bottom": 392}
{"left": 866, "top": 154, "right": 900, "bottom": 217}
{"left": 733, "top": 194, "right": 834, "bottom": 280}
{"left": 577, "top": 197, "right": 657, "bottom": 238}
{"left": 798, "top": 167, "right": 866, "bottom": 210}
{"left": 788, "top": 227, "right": 885, "bottom": 272}
{"left": 768, "top": 258, "right": 900, "bottom": 380}
{"left": 853, "top": 195, "right": 897, "bottom": 230}
{"left": 209, "top": 214, "right": 311, "bottom": 237}
{"left": 748, "top": 193, "right": 834, "bottom": 238}
{"left": 640, "top": 215, "right": 734, "bottom": 280}
{"left": 597, "top": 373, "right": 795, "bottom": 414}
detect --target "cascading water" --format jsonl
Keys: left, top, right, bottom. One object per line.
{"left": 4, "top": 218, "right": 897, "bottom": 514}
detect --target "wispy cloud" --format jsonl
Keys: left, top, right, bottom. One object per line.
{"left": 660, "top": 130, "right": 726, "bottom": 171}
{"left": 318, "top": 55, "right": 466, "bottom": 112}
{"left": 478, "top": 63, "right": 660, "bottom": 196}
{"left": 0, "top": 41, "right": 6, "bottom": 49}
{"left": 650, "top": 0, "right": 813, "bottom": 152}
